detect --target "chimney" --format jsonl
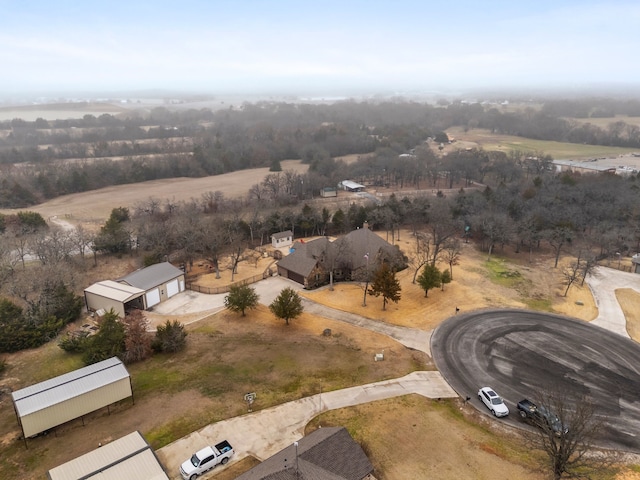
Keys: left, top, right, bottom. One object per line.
{"left": 363, "top": 221, "right": 369, "bottom": 230}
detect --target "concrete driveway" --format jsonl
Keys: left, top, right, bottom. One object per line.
{"left": 586, "top": 266, "right": 640, "bottom": 338}
{"left": 151, "top": 276, "right": 303, "bottom": 318}
{"left": 156, "top": 371, "right": 456, "bottom": 479}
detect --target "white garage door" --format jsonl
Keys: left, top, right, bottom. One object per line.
{"left": 166, "top": 279, "right": 179, "bottom": 298}
{"left": 146, "top": 288, "right": 160, "bottom": 308}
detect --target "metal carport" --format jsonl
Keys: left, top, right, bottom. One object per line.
{"left": 12, "top": 357, "right": 133, "bottom": 441}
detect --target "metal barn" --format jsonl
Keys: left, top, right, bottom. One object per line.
{"left": 84, "top": 280, "right": 146, "bottom": 318}
{"left": 11, "top": 357, "right": 133, "bottom": 439}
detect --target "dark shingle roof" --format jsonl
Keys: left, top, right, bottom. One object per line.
{"left": 276, "top": 229, "right": 404, "bottom": 280}
{"left": 118, "top": 262, "right": 183, "bottom": 290}
{"left": 235, "top": 427, "right": 373, "bottom": 480}
{"left": 276, "top": 238, "right": 330, "bottom": 277}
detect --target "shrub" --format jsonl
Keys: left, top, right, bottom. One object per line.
{"left": 152, "top": 320, "right": 187, "bottom": 353}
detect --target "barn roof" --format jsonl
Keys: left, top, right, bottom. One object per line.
{"left": 235, "top": 427, "right": 373, "bottom": 480}
{"left": 47, "top": 431, "right": 169, "bottom": 480}
{"left": 12, "top": 357, "right": 130, "bottom": 417}
{"left": 84, "top": 280, "right": 145, "bottom": 303}
{"left": 119, "top": 262, "right": 183, "bottom": 290}
{"left": 340, "top": 180, "right": 365, "bottom": 190}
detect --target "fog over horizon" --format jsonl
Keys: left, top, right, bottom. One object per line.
{"left": 2, "top": 1, "right": 640, "bottom": 103}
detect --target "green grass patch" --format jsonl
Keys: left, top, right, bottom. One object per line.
{"left": 458, "top": 128, "right": 640, "bottom": 160}
{"left": 485, "top": 258, "right": 524, "bottom": 288}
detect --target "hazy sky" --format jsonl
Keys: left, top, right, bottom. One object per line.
{"left": 2, "top": 0, "right": 639, "bottom": 96}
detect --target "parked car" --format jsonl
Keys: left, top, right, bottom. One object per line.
{"left": 180, "top": 440, "right": 234, "bottom": 480}
{"left": 478, "top": 387, "right": 509, "bottom": 417}
{"left": 517, "top": 398, "right": 568, "bottom": 435}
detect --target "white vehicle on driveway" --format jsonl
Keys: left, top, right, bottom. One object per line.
{"left": 478, "top": 387, "right": 509, "bottom": 417}
{"left": 180, "top": 440, "right": 234, "bottom": 479}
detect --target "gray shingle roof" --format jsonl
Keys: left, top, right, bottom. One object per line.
{"left": 277, "top": 229, "right": 404, "bottom": 280}
{"left": 276, "top": 238, "right": 331, "bottom": 277}
{"left": 235, "top": 427, "right": 373, "bottom": 480}
{"left": 118, "top": 262, "right": 183, "bottom": 290}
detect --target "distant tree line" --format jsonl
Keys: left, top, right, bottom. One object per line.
{"left": 3, "top": 98, "right": 640, "bottom": 207}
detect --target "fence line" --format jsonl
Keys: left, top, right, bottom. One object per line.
{"left": 186, "top": 271, "right": 271, "bottom": 295}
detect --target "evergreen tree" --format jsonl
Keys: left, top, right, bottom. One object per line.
{"left": 82, "top": 310, "right": 125, "bottom": 365}
{"left": 224, "top": 284, "right": 260, "bottom": 317}
{"left": 368, "top": 263, "right": 401, "bottom": 310}
{"left": 417, "top": 264, "right": 441, "bottom": 297}
{"left": 269, "top": 287, "right": 304, "bottom": 325}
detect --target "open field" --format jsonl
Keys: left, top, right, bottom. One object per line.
{"left": 444, "top": 126, "right": 640, "bottom": 160}
{"left": 0, "top": 159, "right": 309, "bottom": 226}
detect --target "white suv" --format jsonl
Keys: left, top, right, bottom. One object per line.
{"left": 478, "top": 387, "right": 509, "bottom": 417}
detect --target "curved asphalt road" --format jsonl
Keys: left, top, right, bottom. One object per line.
{"left": 431, "top": 309, "right": 640, "bottom": 452}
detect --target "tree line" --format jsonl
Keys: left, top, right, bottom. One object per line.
{"left": 2, "top": 97, "right": 640, "bottom": 207}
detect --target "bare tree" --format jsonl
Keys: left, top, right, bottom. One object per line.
{"left": 562, "top": 257, "right": 582, "bottom": 297}
{"left": 409, "top": 232, "right": 432, "bottom": 283}
{"left": 522, "top": 392, "right": 617, "bottom": 479}
{"left": 441, "top": 238, "right": 461, "bottom": 280}
{"left": 30, "top": 229, "right": 74, "bottom": 266}
{"left": 70, "top": 224, "right": 94, "bottom": 259}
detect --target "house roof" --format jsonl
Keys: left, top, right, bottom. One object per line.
{"left": 84, "top": 280, "right": 145, "bottom": 303}
{"left": 277, "top": 230, "right": 404, "bottom": 279}
{"left": 272, "top": 230, "right": 293, "bottom": 240}
{"left": 235, "top": 427, "right": 373, "bottom": 480}
{"left": 119, "top": 262, "right": 183, "bottom": 290}
{"left": 336, "top": 228, "right": 402, "bottom": 271}
{"left": 47, "top": 431, "right": 169, "bottom": 480}
{"left": 12, "top": 357, "right": 130, "bottom": 417}
{"left": 276, "top": 237, "right": 331, "bottom": 277}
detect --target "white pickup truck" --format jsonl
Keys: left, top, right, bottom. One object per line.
{"left": 179, "top": 440, "right": 234, "bottom": 480}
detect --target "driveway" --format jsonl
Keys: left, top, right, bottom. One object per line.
{"left": 156, "top": 371, "right": 456, "bottom": 479}
{"left": 586, "top": 265, "right": 640, "bottom": 338}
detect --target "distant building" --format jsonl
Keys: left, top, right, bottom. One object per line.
{"left": 320, "top": 186, "right": 338, "bottom": 197}
{"left": 272, "top": 230, "right": 294, "bottom": 249}
{"left": 552, "top": 160, "right": 616, "bottom": 175}
{"left": 338, "top": 180, "right": 365, "bottom": 192}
